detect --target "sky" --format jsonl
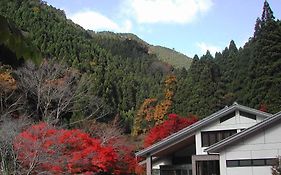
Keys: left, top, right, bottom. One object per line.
{"left": 45, "top": 0, "right": 281, "bottom": 57}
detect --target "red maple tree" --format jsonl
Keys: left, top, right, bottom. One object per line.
{"left": 144, "top": 114, "right": 198, "bottom": 147}
{"left": 14, "top": 122, "right": 137, "bottom": 174}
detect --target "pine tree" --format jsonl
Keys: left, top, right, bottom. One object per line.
{"left": 261, "top": 0, "right": 275, "bottom": 22}
{"left": 254, "top": 17, "right": 262, "bottom": 38}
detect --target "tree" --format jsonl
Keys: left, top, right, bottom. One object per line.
{"left": 153, "top": 75, "right": 177, "bottom": 125}
{"left": 15, "top": 60, "right": 109, "bottom": 125}
{"left": 254, "top": 17, "right": 262, "bottom": 38}
{"left": 272, "top": 157, "right": 281, "bottom": 175}
{"left": 14, "top": 123, "right": 119, "bottom": 174}
{"left": 144, "top": 113, "right": 198, "bottom": 147}
{"left": 0, "top": 117, "right": 31, "bottom": 175}
{"left": 261, "top": 0, "right": 275, "bottom": 22}
{"left": 132, "top": 98, "right": 157, "bottom": 136}
{"left": 82, "top": 118, "right": 138, "bottom": 174}
{"left": 0, "top": 66, "right": 35, "bottom": 175}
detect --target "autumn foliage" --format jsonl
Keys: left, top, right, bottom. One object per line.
{"left": 144, "top": 114, "right": 198, "bottom": 147}
{"left": 0, "top": 70, "right": 16, "bottom": 94}
{"left": 132, "top": 75, "right": 177, "bottom": 136}
{"left": 14, "top": 123, "right": 137, "bottom": 174}
{"left": 259, "top": 103, "right": 268, "bottom": 112}
{"left": 153, "top": 75, "right": 177, "bottom": 125}
{"left": 132, "top": 98, "right": 157, "bottom": 136}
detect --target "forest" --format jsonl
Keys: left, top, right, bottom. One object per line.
{"left": 0, "top": 0, "right": 280, "bottom": 174}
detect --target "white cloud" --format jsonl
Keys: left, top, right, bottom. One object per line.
{"left": 197, "top": 42, "right": 221, "bottom": 56}
{"left": 69, "top": 10, "right": 132, "bottom": 32}
{"left": 122, "top": 0, "right": 213, "bottom": 24}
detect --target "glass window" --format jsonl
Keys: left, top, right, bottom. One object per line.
{"left": 227, "top": 158, "right": 276, "bottom": 167}
{"left": 201, "top": 130, "right": 237, "bottom": 147}
{"left": 220, "top": 111, "right": 236, "bottom": 123}
{"left": 240, "top": 160, "right": 252, "bottom": 166}
{"left": 209, "top": 132, "right": 217, "bottom": 145}
{"left": 252, "top": 159, "right": 265, "bottom": 166}
{"left": 266, "top": 159, "right": 277, "bottom": 166}
{"left": 202, "top": 132, "right": 209, "bottom": 147}
{"left": 240, "top": 111, "right": 256, "bottom": 120}
{"left": 226, "top": 160, "right": 239, "bottom": 167}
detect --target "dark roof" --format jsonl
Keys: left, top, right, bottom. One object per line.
{"left": 136, "top": 103, "right": 272, "bottom": 157}
{"left": 206, "top": 111, "right": 281, "bottom": 153}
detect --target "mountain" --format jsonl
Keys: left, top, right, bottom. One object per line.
{"left": 0, "top": 0, "right": 280, "bottom": 130}
{"left": 149, "top": 45, "right": 192, "bottom": 69}
{"left": 89, "top": 31, "right": 192, "bottom": 69}
{"left": 0, "top": 0, "right": 170, "bottom": 132}
{"left": 0, "top": 14, "right": 41, "bottom": 67}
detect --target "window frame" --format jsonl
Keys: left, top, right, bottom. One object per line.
{"left": 226, "top": 158, "right": 276, "bottom": 167}
{"left": 201, "top": 129, "right": 237, "bottom": 147}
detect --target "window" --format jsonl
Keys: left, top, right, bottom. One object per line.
{"left": 209, "top": 132, "right": 217, "bottom": 145}
{"left": 201, "top": 130, "right": 237, "bottom": 147}
{"left": 220, "top": 111, "right": 236, "bottom": 123}
{"left": 202, "top": 133, "right": 209, "bottom": 147}
{"left": 226, "top": 160, "right": 239, "bottom": 167}
{"left": 239, "top": 111, "right": 256, "bottom": 120}
{"left": 266, "top": 159, "right": 276, "bottom": 166}
{"left": 240, "top": 160, "right": 252, "bottom": 166}
{"left": 252, "top": 159, "right": 265, "bottom": 166}
{"left": 226, "top": 158, "right": 276, "bottom": 167}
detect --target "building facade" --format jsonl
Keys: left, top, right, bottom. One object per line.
{"left": 136, "top": 103, "right": 276, "bottom": 175}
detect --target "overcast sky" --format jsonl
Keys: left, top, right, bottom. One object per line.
{"left": 45, "top": 0, "right": 281, "bottom": 57}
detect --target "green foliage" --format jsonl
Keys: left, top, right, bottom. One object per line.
{"left": 91, "top": 31, "right": 192, "bottom": 69}
{"left": 149, "top": 46, "right": 192, "bottom": 69}
{"left": 0, "top": 0, "right": 165, "bottom": 124}
{"left": 0, "top": 0, "right": 280, "bottom": 127}
{"left": 0, "top": 15, "right": 41, "bottom": 66}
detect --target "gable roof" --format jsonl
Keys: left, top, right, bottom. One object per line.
{"left": 136, "top": 103, "right": 272, "bottom": 157}
{"left": 206, "top": 111, "right": 281, "bottom": 153}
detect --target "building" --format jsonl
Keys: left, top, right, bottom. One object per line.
{"left": 206, "top": 111, "right": 281, "bottom": 175}
{"left": 135, "top": 103, "right": 278, "bottom": 175}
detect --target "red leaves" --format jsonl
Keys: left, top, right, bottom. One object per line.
{"left": 144, "top": 114, "right": 198, "bottom": 147}
{"left": 259, "top": 103, "right": 268, "bottom": 112}
{"left": 14, "top": 122, "right": 128, "bottom": 174}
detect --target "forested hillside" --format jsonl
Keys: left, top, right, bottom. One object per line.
{"left": 0, "top": 15, "right": 41, "bottom": 67}
{"left": 0, "top": 0, "right": 281, "bottom": 174}
{"left": 0, "top": 0, "right": 281, "bottom": 128}
{"left": 0, "top": 0, "right": 171, "bottom": 130}
{"left": 172, "top": 1, "right": 281, "bottom": 116}
{"left": 89, "top": 31, "right": 192, "bottom": 69}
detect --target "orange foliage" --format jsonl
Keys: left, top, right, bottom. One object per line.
{"left": 132, "top": 75, "right": 177, "bottom": 136}
{"left": 0, "top": 71, "right": 17, "bottom": 93}
{"left": 132, "top": 98, "right": 157, "bottom": 136}
{"left": 153, "top": 75, "right": 177, "bottom": 125}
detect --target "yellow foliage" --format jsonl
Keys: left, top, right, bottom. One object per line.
{"left": 132, "top": 74, "right": 178, "bottom": 135}
{"left": 32, "top": 7, "right": 40, "bottom": 13}
{"left": 153, "top": 75, "right": 177, "bottom": 125}
{"left": 132, "top": 98, "right": 157, "bottom": 136}
{"left": 0, "top": 71, "right": 16, "bottom": 93}
{"left": 164, "top": 75, "right": 177, "bottom": 87}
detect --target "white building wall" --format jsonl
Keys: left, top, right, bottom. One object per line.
{"left": 195, "top": 110, "right": 264, "bottom": 155}
{"left": 219, "top": 121, "right": 281, "bottom": 175}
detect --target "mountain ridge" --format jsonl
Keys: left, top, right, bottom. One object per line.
{"left": 89, "top": 31, "right": 192, "bottom": 69}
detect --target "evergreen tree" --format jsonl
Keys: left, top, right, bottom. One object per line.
{"left": 261, "top": 0, "right": 275, "bottom": 22}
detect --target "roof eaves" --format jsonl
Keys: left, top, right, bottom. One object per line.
{"left": 236, "top": 104, "right": 272, "bottom": 117}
